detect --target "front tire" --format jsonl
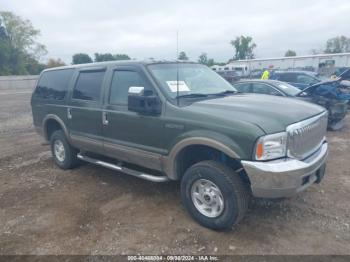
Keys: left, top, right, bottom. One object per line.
{"left": 181, "top": 160, "right": 250, "bottom": 230}
{"left": 50, "top": 130, "right": 79, "bottom": 170}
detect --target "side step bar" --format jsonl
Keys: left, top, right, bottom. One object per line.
{"left": 77, "top": 153, "right": 170, "bottom": 183}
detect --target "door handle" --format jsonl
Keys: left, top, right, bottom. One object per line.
{"left": 102, "top": 111, "right": 109, "bottom": 125}
{"left": 67, "top": 108, "right": 72, "bottom": 119}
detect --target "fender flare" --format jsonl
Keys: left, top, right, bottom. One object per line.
{"left": 42, "top": 114, "right": 70, "bottom": 141}
{"left": 163, "top": 137, "right": 241, "bottom": 180}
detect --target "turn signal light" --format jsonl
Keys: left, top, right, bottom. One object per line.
{"left": 256, "top": 143, "right": 264, "bottom": 159}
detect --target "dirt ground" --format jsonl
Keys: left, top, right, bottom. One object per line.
{"left": 0, "top": 89, "right": 349, "bottom": 255}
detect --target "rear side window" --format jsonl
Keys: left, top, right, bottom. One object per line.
{"left": 296, "top": 74, "right": 318, "bottom": 85}
{"left": 278, "top": 73, "right": 297, "bottom": 83}
{"left": 34, "top": 69, "right": 74, "bottom": 100}
{"left": 73, "top": 70, "right": 105, "bottom": 101}
{"left": 234, "top": 83, "right": 251, "bottom": 93}
{"left": 251, "top": 83, "right": 282, "bottom": 96}
{"left": 109, "top": 70, "right": 146, "bottom": 105}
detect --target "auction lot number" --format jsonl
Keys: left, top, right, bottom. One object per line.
{"left": 128, "top": 255, "right": 219, "bottom": 261}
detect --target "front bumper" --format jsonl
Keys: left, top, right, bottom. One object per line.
{"left": 241, "top": 142, "right": 328, "bottom": 198}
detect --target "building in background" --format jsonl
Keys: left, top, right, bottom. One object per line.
{"left": 212, "top": 53, "right": 350, "bottom": 77}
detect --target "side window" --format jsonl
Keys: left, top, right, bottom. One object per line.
{"left": 279, "top": 73, "right": 297, "bottom": 83}
{"left": 34, "top": 69, "right": 74, "bottom": 100}
{"left": 252, "top": 83, "right": 282, "bottom": 96}
{"left": 109, "top": 70, "right": 147, "bottom": 105}
{"left": 297, "top": 74, "right": 316, "bottom": 85}
{"left": 234, "top": 83, "right": 251, "bottom": 93}
{"left": 73, "top": 70, "right": 105, "bottom": 101}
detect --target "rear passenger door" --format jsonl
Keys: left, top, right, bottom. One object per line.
{"left": 101, "top": 66, "right": 165, "bottom": 171}
{"left": 68, "top": 67, "right": 106, "bottom": 154}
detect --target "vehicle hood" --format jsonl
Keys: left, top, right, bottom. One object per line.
{"left": 296, "top": 79, "right": 339, "bottom": 96}
{"left": 187, "top": 94, "right": 325, "bottom": 133}
{"left": 296, "top": 79, "right": 350, "bottom": 101}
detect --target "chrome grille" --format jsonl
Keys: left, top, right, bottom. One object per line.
{"left": 287, "top": 112, "right": 328, "bottom": 159}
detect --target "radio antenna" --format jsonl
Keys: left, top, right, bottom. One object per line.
{"left": 176, "top": 30, "right": 179, "bottom": 106}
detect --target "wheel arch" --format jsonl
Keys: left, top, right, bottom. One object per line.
{"left": 42, "top": 114, "right": 69, "bottom": 141}
{"left": 163, "top": 137, "right": 248, "bottom": 182}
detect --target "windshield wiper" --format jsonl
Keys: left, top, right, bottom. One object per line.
{"left": 210, "top": 90, "right": 237, "bottom": 96}
{"left": 176, "top": 93, "right": 209, "bottom": 99}
{"left": 176, "top": 90, "right": 237, "bottom": 99}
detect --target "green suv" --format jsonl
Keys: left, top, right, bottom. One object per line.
{"left": 31, "top": 61, "right": 328, "bottom": 230}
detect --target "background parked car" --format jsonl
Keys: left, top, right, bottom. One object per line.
{"left": 248, "top": 69, "right": 264, "bottom": 79}
{"left": 233, "top": 79, "right": 349, "bottom": 130}
{"left": 270, "top": 70, "right": 322, "bottom": 89}
{"left": 216, "top": 70, "right": 240, "bottom": 83}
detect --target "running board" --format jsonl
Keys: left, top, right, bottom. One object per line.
{"left": 77, "top": 153, "right": 170, "bottom": 183}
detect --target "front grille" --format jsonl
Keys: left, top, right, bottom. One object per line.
{"left": 287, "top": 112, "right": 328, "bottom": 160}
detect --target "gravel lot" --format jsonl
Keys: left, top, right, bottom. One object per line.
{"left": 0, "top": 89, "right": 349, "bottom": 255}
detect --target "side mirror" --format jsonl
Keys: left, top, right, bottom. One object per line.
{"left": 128, "top": 86, "right": 161, "bottom": 115}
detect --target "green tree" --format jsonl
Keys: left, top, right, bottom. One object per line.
{"left": 25, "top": 56, "right": 45, "bottom": 75}
{"left": 0, "top": 12, "right": 47, "bottom": 59}
{"left": 113, "top": 54, "right": 130, "bottom": 60}
{"left": 230, "top": 36, "right": 256, "bottom": 60}
{"left": 198, "top": 52, "right": 208, "bottom": 64}
{"left": 207, "top": 58, "right": 215, "bottom": 67}
{"left": 198, "top": 52, "right": 215, "bottom": 67}
{"left": 285, "top": 50, "right": 297, "bottom": 57}
{"left": 0, "top": 17, "right": 11, "bottom": 74}
{"left": 94, "top": 53, "right": 114, "bottom": 62}
{"left": 94, "top": 53, "right": 130, "bottom": 62}
{"left": 178, "top": 51, "right": 188, "bottom": 60}
{"left": 46, "top": 58, "right": 66, "bottom": 68}
{"left": 72, "top": 53, "right": 93, "bottom": 64}
{"left": 0, "top": 11, "right": 47, "bottom": 75}
{"left": 325, "top": 36, "right": 350, "bottom": 53}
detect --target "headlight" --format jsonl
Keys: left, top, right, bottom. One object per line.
{"left": 254, "top": 132, "right": 287, "bottom": 160}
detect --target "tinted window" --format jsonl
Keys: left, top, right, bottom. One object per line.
{"left": 252, "top": 83, "right": 282, "bottom": 96}
{"left": 234, "top": 83, "right": 251, "bottom": 93}
{"left": 109, "top": 71, "right": 146, "bottom": 105}
{"left": 34, "top": 69, "right": 74, "bottom": 100}
{"left": 296, "top": 74, "right": 318, "bottom": 85}
{"left": 278, "top": 73, "right": 297, "bottom": 83}
{"left": 73, "top": 70, "right": 105, "bottom": 101}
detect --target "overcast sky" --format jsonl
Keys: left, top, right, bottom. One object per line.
{"left": 2, "top": 0, "right": 350, "bottom": 63}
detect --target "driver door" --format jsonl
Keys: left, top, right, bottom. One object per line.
{"left": 101, "top": 66, "right": 165, "bottom": 170}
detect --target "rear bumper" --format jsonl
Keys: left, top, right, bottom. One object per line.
{"left": 241, "top": 142, "right": 328, "bottom": 198}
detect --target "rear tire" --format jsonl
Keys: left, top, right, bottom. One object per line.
{"left": 181, "top": 160, "right": 250, "bottom": 230}
{"left": 50, "top": 130, "right": 79, "bottom": 169}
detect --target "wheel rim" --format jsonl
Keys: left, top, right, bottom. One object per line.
{"left": 191, "top": 178, "right": 224, "bottom": 218}
{"left": 54, "top": 139, "right": 65, "bottom": 162}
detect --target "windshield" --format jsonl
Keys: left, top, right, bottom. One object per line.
{"left": 275, "top": 82, "right": 300, "bottom": 96}
{"left": 148, "top": 63, "right": 237, "bottom": 99}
